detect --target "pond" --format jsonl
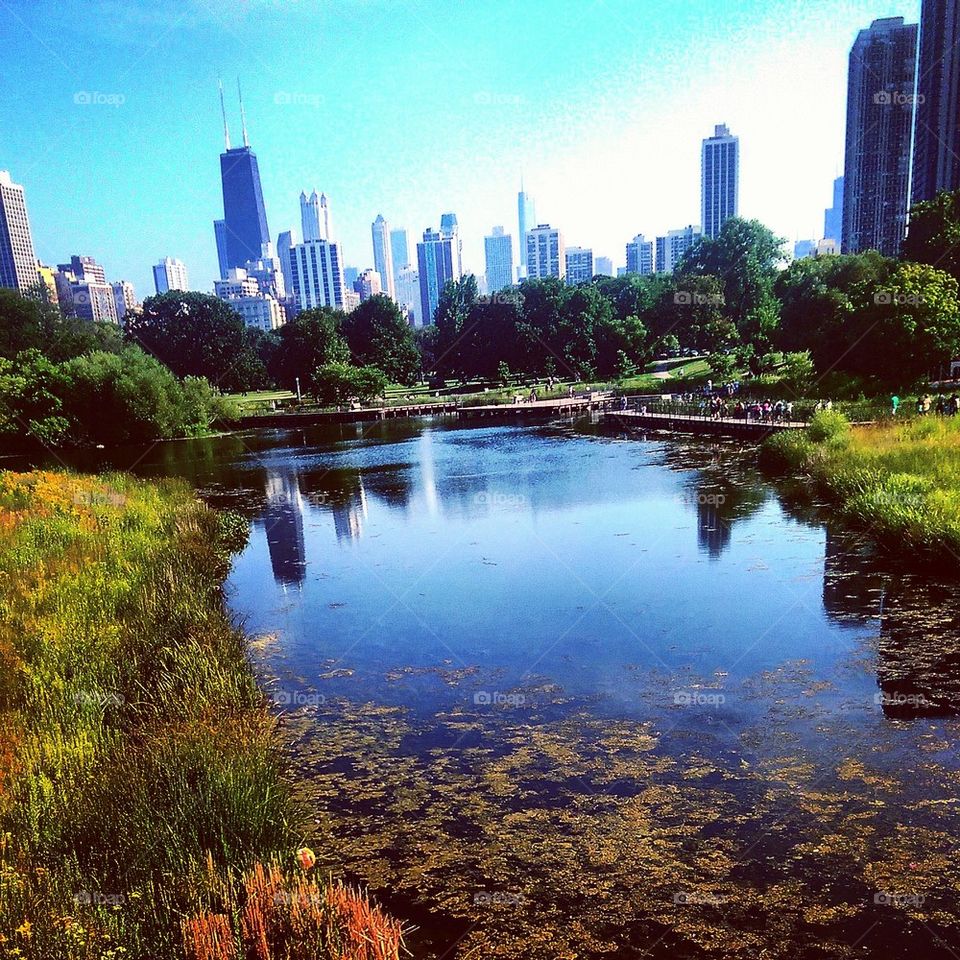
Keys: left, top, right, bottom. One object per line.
{"left": 14, "top": 418, "right": 960, "bottom": 958}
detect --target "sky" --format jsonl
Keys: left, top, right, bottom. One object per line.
{"left": 0, "top": 0, "right": 921, "bottom": 299}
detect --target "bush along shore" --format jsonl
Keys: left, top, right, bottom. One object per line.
{"left": 0, "top": 471, "right": 406, "bottom": 960}
{"left": 761, "top": 411, "right": 960, "bottom": 563}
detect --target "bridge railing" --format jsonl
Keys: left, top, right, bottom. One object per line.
{"left": 616, "top": 399, "right": 808, "bottom": 423}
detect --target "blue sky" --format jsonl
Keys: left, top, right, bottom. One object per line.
{"left": 1, "top": 0, "right": 919, "bottom": 298}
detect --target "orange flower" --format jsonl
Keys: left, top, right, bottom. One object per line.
{"left": 296, "top": 847, "right": 316, "bottom": 871}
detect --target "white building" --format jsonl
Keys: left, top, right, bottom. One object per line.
{"left": 564, "top": 246, "right": 593, "bottom": 284}
{"left": 342, "top": 289, "right": 360, "bottom": 313}
{"left": 288, "top": 238, "right": 345, "bottom": 310}
{"left": 111, "top": 280, "right": 137, "bottom": 322}
{"left": 484, "top": 226, "right": 514, "bottom": 293}
{"left": 395, "top": 265, "right": 420, "bottom": 325}
{"left": 371, "top": 215, "right": 396, "bottom": 301}
{"left": 525, "top": 224, "right": 565, "bottom": 279}
{"left": 214, "top": 268, "right": 260, "bottom": 299}
{"left": 153, "top": 257, "right": 189, "bottom": 294}
{"left": 655, "top": 225, "right": 702, "bottom": 274}
{"left": 228, "top": 294, "right": 285, "bottom": 331}
{"left": 625, "top": 235, "right": 654, "bottom": 275}
{"left": 0, "top": 170, "right": 37, "bottom": 293}
{"left": 354, "top": 268, "right": 383, "bottom": 302}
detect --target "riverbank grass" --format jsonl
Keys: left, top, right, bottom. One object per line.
{"left": 0, "top": 470, "right": 405, "bottom": 959}
{"left": 763, "top": 412, "right": 960, "bottom": 559}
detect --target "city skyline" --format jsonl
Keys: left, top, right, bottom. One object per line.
{"left": 0, "top": 0, "right": 918, "bottom": 299}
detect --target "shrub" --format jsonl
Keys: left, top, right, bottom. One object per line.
{"left": 807, "top": 409, "right": 850, "bottom": 444}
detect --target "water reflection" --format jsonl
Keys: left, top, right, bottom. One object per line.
{"left": 258, "top": 473, "right": 306, "bottom": 586}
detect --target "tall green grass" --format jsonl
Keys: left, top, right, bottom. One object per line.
{"left": 0, "top": 471, "right": 295, "bottom": 958}
{"left": 762, "top": 412, "right": 960, "bottom": 561}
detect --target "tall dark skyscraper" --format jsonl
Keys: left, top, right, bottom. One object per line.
{"left": 841, "top": 17, "right": 918, "bottom": 255}
{"left": 912, "top": 0, "right": 960, "bottom": 206}
{"left": 216, "top": 81, "right": 270, "bottom": 272}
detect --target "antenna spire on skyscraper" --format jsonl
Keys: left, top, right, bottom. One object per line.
{"left": 218, "top": 77, "right": 231, "bottom": 150}
{"left": 237, "top": 77, "right": 249, "bottom": 147}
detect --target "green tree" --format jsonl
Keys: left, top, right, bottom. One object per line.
{"left": 311, "top": 363, "right": 387, "bottom": 406}
{"left": 0, "top": 349, "right": 71, "bottom": 447}
{"left": 903, "top": 189, "right": 960, "bottom": 284}
{"left": 126, "top": 292, "right": 267, "bottom": 391}
{"left": 268, "top": 308, "right": 350, "bottom": 391}
{"left": 434, "top": 276, "right": 480, "bottom": 381}
{"left": 341, "top": 294, "right": 420, "bottom": 384}
{"left": 679, "top": 217, "right": 785, "bottom": 347}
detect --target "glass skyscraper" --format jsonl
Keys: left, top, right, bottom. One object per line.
{"left": 219, "top": 145, "right": 270, "bottom": 271}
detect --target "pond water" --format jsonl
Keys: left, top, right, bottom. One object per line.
{"left": 12, "top": 418, "right": 960, "bottom": 958}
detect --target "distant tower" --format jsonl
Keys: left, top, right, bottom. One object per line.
{"left": 217, "top": 81, "right": 270, "bottom": 271}
{"left": 625, "top": 235, "right": 654, "bottom": 275}
{"left": 153, "top": 257, "right": 189, "bottom": 294}
{"left": 525, "top": 224, "right": 565, "bottom": 279}
{"left": 371, "top": 215, "right": 396, "bottom": 300}
{"left": 484, "top": 226, "right": 514, "bottom": 293}
{"left": 320, "top": 193, "right": 332, "bottom": 240}
{"left": 517, "top": 180, "right": 536, "bottom": 277}
{"left": 417, "top": 226, "right": 462, "bottom": 325}
{"left": 842, "top": 17, "right": 917, "bottom": 254}
{"left": 823, "top": 176, "right": 844, "bottom": 244}
{"left": 390, "top": 228, "right": 409, "bottom": 274}
{"left": 0, "top": 170, "right": 38, "bottom": 293}
{"left": 439, "top": 212, "right": 462, "bottom": 276}
{"left": 301, "top": 190, "right": 322, "bottom": 242}
{"left": 701, "top": 124, "right": 739, "bottom": 239}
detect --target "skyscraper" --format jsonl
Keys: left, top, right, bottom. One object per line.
{"left": 276, "top": 230, "right": 296, "bottom": 296}
{"left": 214, "top": 219, "right": 229, "bottom": 279}
{"left": 152, "top": 257, "right": 189, "bottom": 294}
{"left": 217, "top": 81, "right": 270, "bottom": 272}
{"left": 440, "top": 212, "right": 462, "bottom": 276}
{"left": 371, "top": 215, "right": 396, "bottom": 300}
{"left": 625, "top": 235, "right": 654, "bottom": 275}
{"left": 417, "top": 227, "right": 461, "bottom": 325}
{"left": 912, "top": 0, "right": 960, "bottom": 205}
{"left": 842, "top": 17, "right": 918, "bottom": 255}
{"left": 595, "top": 256, "right": 614, "bottom": 277}
{"left": 395, "top": 265, "right": 420, "bottom": 326}
{"left": 390, "top": 228, "right": 409, "bottom": 273}
{"left": 823, "top": 176, "right": 844, "bottom": 244}
{"left": 564, "top": 246, "right": 593, "bottom": 284}
{"left": 701, "top": 124, "right": 739, "bottom": 239}
{"left": 484, "top": 226, "right": 514, "bottom": 293}
{"left": 288, "top": 239, "right": 344, "bottom": 310}
{"left": 525, "top": 224, "right": 564, "bottom": 279}
{"left": 112, "top": 280, "right": 137, "bottom": 321}
{"left": 517, "top": 182, "right": 536, "bottom": 277}
{"left": 655, "top": 225, "right": 702, "bottom": 274}
{"left": 0, "top": 171, "right": 37, "bottom": 293}
{"left": 301, "top": 190, "right": 322, "bottom": 242}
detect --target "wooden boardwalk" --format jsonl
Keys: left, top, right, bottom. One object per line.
{"left": 604, "top": 409, "right": 807, "bottom": 439}
{"left": 458, "top": 395, "right": 614, "bottom": 419}
{"left": 239, "top": 402, "right": 458, "bottom": 428}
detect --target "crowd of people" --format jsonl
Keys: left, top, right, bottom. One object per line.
{"left": 892, "top": 393, "right": 960, "bottom": 416}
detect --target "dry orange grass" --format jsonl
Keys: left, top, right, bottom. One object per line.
{"left": 182, "top": 857, "right": 408, "bottom": 960}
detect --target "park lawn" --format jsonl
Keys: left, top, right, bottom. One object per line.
{"left": 763, "top": 412, "right": 960, "bottom": 562}
{"left": 0, "top": 471, "right": 405, "bottom": 959}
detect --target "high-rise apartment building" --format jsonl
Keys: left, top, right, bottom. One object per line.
{"left": 625, "top": 235, "right": 654, "bottom": 275}
{"left": 288, "top": 239, "right": 345, "bottom": 310}
{"left": 701, "top": 124, "right": 739, "bottom": 239}
{"left": 0, "top": 171, "right": 37, "bottom": 293}
{"left": 484, "top": 226, "right": 514, "bottom": 293}
{"left": 564, "top": 246, "right": 593, "bottom": 284}
{"left": 152, "top": 257, "right": 189, "bottom": 294}
{"left": 655, "top": 225, "right": 702, "bottom": 274}
{"left": 525, "top": 224, "right": 565, "bottom": 279}
{"left": 842, "top": 17, "right": 918, "bottom": 255}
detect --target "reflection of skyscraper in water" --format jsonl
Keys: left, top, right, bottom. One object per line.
{"left": 331, "top": 477, "right": 367, "bottom": 541}
{"left": 696, "top": 497, "right": 731, "bottom": 559}
{"left": 263, "top": 472, "right": 306, "bottom": 586}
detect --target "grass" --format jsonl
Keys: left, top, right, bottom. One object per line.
{"left": 762, "top": 411, "right": 960, "bottom": 562}
{"left": 0, "top": 471, "right": 405, "bottom": 959}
